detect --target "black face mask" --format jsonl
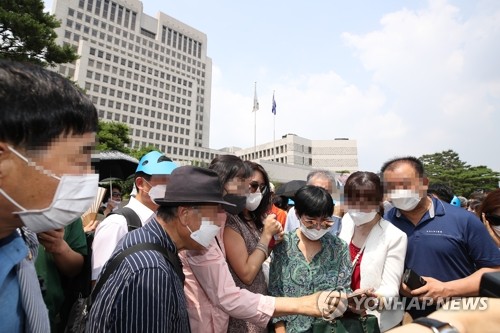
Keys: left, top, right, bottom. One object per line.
{"left": 223, "top": 194, "right": 246, "bottom": 215}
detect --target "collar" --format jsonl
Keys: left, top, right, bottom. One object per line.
{"left": 395, "top": 196, "right": 436, "bottom": 218}
{"left": 125, "top": 196, "right": 155, "bottom": 226}
{"left": 394, "top": 196, "right": 447, "bottom": 227}
{"left": 147, "top": 217, "right": 178, "bottom": 254}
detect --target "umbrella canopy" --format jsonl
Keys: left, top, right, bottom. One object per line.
{"left": 275, "top": 180, "right": 307, "bottom": 198}
{"left": 91, "top": 150, "right": 139, "bottom": 181}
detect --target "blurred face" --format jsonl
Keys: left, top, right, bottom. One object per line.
{"left": 345, "top": 184, "right": 380, "bottom": 212}
{"left": 383, "top": 163, "right": 427, "bottom": 199}
{"left": 184, "top": 204, "right": 226, "bottom": 250}
{"left": 0, "top": 132, "right": 95, "bottom": 219}
{"left": 137, "top": 174, "right": 170, "bottom": 209}
{"left": 309, "top": 176, "right": 333, "bottom": 194}
{"left": 225, "top": 176, "right": 249, "bottom": 196}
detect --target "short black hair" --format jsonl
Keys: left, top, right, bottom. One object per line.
{"left": 427, "top": 183, "right": 454, "bottom": 203}
{"left": 209, "top": 154, "right": 252, "bottom": 187}
{"left": 0, "top": 60, "right": 98, "bottom": 150}
{"left": 294, "top": 185, "right": 334, "bottom": 218}
{"left": 157, "top": 205, "right": 179, "bottom": 222}
{"left": 380, "top": 156, "right": 425, "bottom": 178}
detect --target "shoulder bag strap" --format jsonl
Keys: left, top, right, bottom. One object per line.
{"left": 89, "top": 242, "right": 184, "bottom": 306}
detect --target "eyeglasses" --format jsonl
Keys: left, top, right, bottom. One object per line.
{"left": 486, "top": 213, "right": 500, "bottom": 226}
{"left": 300, "top": 216, "right": 334, "bottom": 229}
{"left": 112, "top": 192, "right": 122, "bottom": 197}
{"left": 249, "top": 181, "right": 267, "bottom": 194}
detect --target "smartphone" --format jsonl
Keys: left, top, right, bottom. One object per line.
{"left": 403, "top": 268, "right": 427, "bottom": 290}
{"left": 347, "top": 290, "right": 368, "bottom": 305}
{"left": 480, "top": 271, "right": 500, "bottom": 297}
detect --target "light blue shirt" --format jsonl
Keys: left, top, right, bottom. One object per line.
{"left": 0, "top": 232, "right": 27, "bottom": 332}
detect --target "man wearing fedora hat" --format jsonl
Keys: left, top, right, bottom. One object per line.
{"left": 86, "top": 166, "right": 234, "bottom": 333}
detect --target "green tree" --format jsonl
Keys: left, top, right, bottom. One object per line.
{"left": 419, "top": 150, "right": 499, "bottom": 197}
{"left": 129, "top": 145, "right": 158, "bottom": 160}
{"left": 0, "top": 0, "right": 78, "bottom": 67}
{"left": 96, "top": 121, "right": 131, "bottom": 154}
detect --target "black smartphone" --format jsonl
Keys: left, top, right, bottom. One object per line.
{"left": 403, "top": 268, "right": 427, "bottom": 290}
{"left": 480, "top": 271, "right": 500, "bottom": 297}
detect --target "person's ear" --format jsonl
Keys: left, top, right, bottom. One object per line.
{"left": 0, "top": 143, "right": 13, "bottom": 186}
{"left": 135, "top": 177, "right": 146, "bottom": 192}
{"left": 177, "top": 206, "right": 190, "bottom": 226}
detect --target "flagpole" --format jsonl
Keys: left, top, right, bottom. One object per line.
{"left": 253, "top": 82, "right": 257, "bottom": 154}
{"left": 273, "top": 90, "right": 276, "bottom": 161}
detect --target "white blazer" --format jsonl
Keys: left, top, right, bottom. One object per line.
{"left": 339, "top": 214, "right": 407, "bottom": 332}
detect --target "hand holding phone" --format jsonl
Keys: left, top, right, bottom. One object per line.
{"left": 403, "top": 268, "right": 427, "bottom": 290}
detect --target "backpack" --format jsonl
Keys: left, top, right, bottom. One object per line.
{"left": 109, "top": 207, "right": 142, "bottom": 232}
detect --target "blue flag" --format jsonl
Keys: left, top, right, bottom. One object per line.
{"left": 272, "top": 93, "right": 276, "bottom": 115}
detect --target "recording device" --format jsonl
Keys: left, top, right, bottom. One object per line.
{"left": 479, "top": 271, "right": 500, "bottom": 297}
{"left": 403, "top": 268, "right": 427, "bottom": 290}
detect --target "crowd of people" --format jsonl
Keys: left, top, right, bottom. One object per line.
{"left": 2, "top": 60, "right": 500, "bottom": 333}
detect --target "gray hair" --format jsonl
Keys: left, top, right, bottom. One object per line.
{"left": 307, "top": 169, "right": 336, "bottom": 185}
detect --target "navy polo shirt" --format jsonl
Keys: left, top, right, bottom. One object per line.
{"left": 386, "top": 197, "right": 500, "bottom": 280}
{"left": 385, "top": 197, "right": 500, "bottom": 317}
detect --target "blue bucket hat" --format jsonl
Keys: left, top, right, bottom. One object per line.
{"left": 136, "top": 151, "right": 177, "bottom": 175}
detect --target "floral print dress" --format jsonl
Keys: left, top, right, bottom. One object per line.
{"left": 268, "top": 231, "right": 351, "bottom": 333}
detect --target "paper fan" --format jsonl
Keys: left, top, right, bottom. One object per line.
{"left": 82, "top": 186, "right": 107, "bottom": 227}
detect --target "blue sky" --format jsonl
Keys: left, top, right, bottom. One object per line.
{"left": 45, "top": 0, "right": 500, "bottom": 174}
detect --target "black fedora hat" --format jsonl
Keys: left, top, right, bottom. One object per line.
{"left": 154, "top": 166, "right": 235, "bottom": 208}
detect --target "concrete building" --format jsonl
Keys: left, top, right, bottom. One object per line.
{"left": 231, "top": 134, "right": 358, "bottom": 176}
{"left": 50, "top": 0, "right": 212, "bottom": 162}
{"left": 48, "top": 1, "right": 359, "bottom": 175}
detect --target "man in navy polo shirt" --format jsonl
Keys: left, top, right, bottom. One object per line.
{"left": 381, "top": 156, "right": 500, "bottom": 319}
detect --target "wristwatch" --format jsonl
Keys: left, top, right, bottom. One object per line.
{"left": 413, "top": 317, "right": 459, "bottom": 333}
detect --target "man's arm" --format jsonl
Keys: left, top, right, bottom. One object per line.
{"left": 388, "top": 298, "right": 500, "bottom": 333}
{"left": 38, "top": 228, "right": 83, "bottom": 277}
{"left": 413, "top": 267, "right": 500, "bottom": 300}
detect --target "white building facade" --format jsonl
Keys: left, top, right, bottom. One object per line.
{"left": 50, "top": 0, "right": 213, "bottom": 161}
{"left": 232, "top": 134, "right": 358, "bottom": 175}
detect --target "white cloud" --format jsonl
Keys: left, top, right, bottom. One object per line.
{"left": 209, "top": 0, "right": 500, "bottom": 173}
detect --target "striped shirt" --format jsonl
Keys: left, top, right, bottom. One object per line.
{"left": 86, "top": 218, "right": 190, "bottom": 333}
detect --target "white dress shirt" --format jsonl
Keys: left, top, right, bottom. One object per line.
{"left": 91, "top": 197, "right": 154, "bottom": 280}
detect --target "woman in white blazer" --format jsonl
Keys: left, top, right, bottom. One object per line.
{"left": 339, "top": 171, "right": 407, "bottom": 332}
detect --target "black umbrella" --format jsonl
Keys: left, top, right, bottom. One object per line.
{"left": 91, "top": 150, "right": 139, "bottom": 181}
{"left": 275, "top": 180, "right": 307, "bottom": 198}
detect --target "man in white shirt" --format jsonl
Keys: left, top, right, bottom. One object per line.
{"left": 91, "top": 151, "right": 177, "bottom": 281}
{"left": 284, "top": 170, "right": 343, "bottom": 236}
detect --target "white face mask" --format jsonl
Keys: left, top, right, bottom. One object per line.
{"left": 148, "top": 184, "right": 167, "bottom": 201}
{"left": 389, "top": 189, "right": 421, "bottom": 211}
{"left": 348, "top": 209, "right": 378, "bottom": 226}
{"left": 106, "top": 199, "right": 121, "bottom": 212}
{"left": 246, "top": 192, "right": 263, "bottom": 211}
{"left": 0, "top": 146, "right": 98, "bottom": 233}
{"left": 187, "top": 218, "right": 221, "bottom": 248}
{"left": 491, "top": 225, "right": 500, "bottom": 238}
{"left": 300, "top": 222, "right": 331, "bottom": 241}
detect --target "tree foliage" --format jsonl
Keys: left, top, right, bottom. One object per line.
{"left": 0, "top": 0, "right": 78, "bottom": 67}
{"left": 96, "top": 121, "right": 131, "bottom": 154}
{"left": 419, "top": 150, "right": 499, "bottom": 197}
{"left": 129, "top": 145, "right": 158, "bottom": 160}
{"left": 97, "top": 120, "right": 160, "bottom": 161}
